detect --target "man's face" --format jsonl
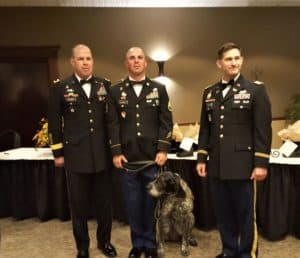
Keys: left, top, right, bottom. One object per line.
{"left": 125, "top": 47, "right": 147, "bottom": 78}
{"left": 70, "top": 46, "right": 94, "bottom": 79}
{"left": 216, "top": 48, "right": 243, "bottom": 80}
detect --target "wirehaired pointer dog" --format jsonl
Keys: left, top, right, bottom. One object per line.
{"left": 147, "top": 171, "right": 195, "bottom": 257}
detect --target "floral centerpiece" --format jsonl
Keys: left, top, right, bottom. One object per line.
{"left": 32, "top": 118, "right": 49, "bottom": 147}
{"left": 277, "top": 94, "right": 300, "bottom": 156}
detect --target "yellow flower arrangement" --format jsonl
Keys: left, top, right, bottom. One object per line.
{"left": 32, "top": 118, "right": 49, "bottom": 147}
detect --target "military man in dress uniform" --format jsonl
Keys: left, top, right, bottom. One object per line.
{"left": 106, "top": 47, "right": 173, "bottom": 258}
{"left": 196, "top": 42, "right": 272, "bottom": 258}
{"left": 48, "top": 44, "right": 117, "bottom": 258}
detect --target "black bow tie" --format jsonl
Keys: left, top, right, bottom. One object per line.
{"left": 79, "top": 79, "right": 92, "bottom": 85}
{"left": 130, "top": 80, "right": 145, "bottom": 85}
{"left": 220, "top": 79, "right": 234, "bottom": 90}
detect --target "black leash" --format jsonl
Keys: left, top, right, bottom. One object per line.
{"left": 122, "top": 160, "right": 157, "bottom": 174}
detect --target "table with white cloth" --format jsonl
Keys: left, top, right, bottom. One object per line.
{"left": 0, "top": 148, "right": 69, "bottom": 220}
{"left": 0, "top": 148, "right": 299, "bottom": 241}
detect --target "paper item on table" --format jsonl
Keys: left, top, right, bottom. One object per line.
{"left": 179, "top": 137, "right": 194, "bottom": 151}
{"left": 279, "top": 139, "right": 298, "bottom": 157}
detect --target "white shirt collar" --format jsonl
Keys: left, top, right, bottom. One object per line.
{"left": 129, "top": 76, "right": 146, "bottom": 82}
{"left": 221, "top": 73, "right": 240, "bottom": 84}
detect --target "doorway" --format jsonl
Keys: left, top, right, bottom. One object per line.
{"left": 0, "top": 46, "right": 59, "bottom": 147}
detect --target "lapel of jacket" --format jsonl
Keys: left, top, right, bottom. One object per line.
{"left": 218, "top": 75, "right": 246, "bottom": 104}
{"left": 90, "top": 77, "right": 103, "bottom": 100}
{"left": 231, "top": 75, "right": 247, "bottom": 96}
{"left": 71, "top": 74, "right": 89, "bottom": 100}
{"left": 137, "top": 77, "right": 153, "bottom": 103}
{"left": 123, "top": 77, "right": 138, "bottom": 103}
{"left": 214, "top": 82, "right": 224, "bottom": 103}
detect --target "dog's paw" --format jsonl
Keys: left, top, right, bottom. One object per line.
{"left": 189, "top": 237, "right": 198, "bottom": 246}
{"left": 157, "top": 247, "right": 164, "bottom": 258}
{"left": 180, "top": 249, "right": 189, "bottom": 256}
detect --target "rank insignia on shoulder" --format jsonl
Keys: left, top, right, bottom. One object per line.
{"left": 207, "top": 91, "right": 212, "bottom": 99}
{"left": 104, "top": 78, "right": 111, "bottom": 82}
{"left": 53, "top": 78, "right": 60, "bottom": 84}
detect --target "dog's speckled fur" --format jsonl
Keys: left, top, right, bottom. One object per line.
{"left": 147, "top": 171, "right": 195, "bottom": 257}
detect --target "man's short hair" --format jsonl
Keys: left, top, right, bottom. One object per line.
{"left": 217, "top": 42, "right": 242, "bottom": 59}
{"left": 71, "top": 44, "right": 92, "bottom": 58}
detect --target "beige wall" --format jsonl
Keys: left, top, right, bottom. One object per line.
{"left": 1, "top": 7, "right": 299, "bottom": 124}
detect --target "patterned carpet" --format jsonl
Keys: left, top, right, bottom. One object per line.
{"left": 0, "top": 218, "right": 299, "bottom": 258}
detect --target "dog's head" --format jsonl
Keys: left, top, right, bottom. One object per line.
{"left": 147, "top": 171, "right": 186, "bottom": 198}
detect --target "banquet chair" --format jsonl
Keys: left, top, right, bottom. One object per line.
{"left": 0, "top": 129, "right": 21, "bottom": 151}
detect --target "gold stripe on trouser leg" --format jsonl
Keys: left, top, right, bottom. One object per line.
{"left": 251, "top": 180, "right": 258, "bottom": 258}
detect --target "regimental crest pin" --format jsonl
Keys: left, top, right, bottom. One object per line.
{"left": 121, "top": 111, "right": 126, "bottom": 118}
{"left": 97, "top": 84, "right": 107, "bottom": 96}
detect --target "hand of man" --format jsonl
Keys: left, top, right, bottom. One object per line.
{"left": 250, "top": 167, "right": 268, "bottom": 181}
{"left": 155, "top": 151, "right": 167, "bottom": 166}
{"left": 196, "top": 162, "right": 207, "bottom": 177}
{"left": 54, "top": 157, "right": 64, "bottom": 167}
{"left": 113, "top": 154, "right": 128, "bottom": 169}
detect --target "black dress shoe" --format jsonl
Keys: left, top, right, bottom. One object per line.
{"left": 128, "top": 247, "right": 144, "bottom": 258}
{"left": 215, "top": 253, "right": 236, "bottom": 258}
{"left": 77, "top": 249, "right": 89, "bottom": 258}
{"left": 98, "top": 243, "right": 117, "bottom": 257}
{"left": 145, "top": 248, "right": 158, "bottom": 258}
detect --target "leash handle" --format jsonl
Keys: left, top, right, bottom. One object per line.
{"left": 123, "top": 160, "right": 156, "bottom": 174}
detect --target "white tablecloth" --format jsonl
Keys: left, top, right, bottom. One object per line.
{"left": 168, "top": 149, "right": 300, "bottom": 165}
{"left": 0, "top": 148, "right": 300, "bottom": 165}
{"left": 0, "top": 147, "right": 53, "bottom": 160}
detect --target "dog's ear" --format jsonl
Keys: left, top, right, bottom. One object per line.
{"left": 164, "top": 176, "right": 177, "bottom": 193}
{"left": 173, "top": 174, "right": 186, "bottom": 198}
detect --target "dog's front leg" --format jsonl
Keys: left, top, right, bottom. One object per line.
{"left": 181, "top": 232, "right": 190, "bottom": 256}
{"left": 156, "top": 220, "right": 165, "bottom": 258}
{"left": 157, "top": 240, "right": 165, "bottom": 258}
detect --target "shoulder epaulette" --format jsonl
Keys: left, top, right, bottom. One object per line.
{"left": 104, "top": 78, "right": 111, "bottom": 82}
{"left": 152, "top": 79, "right": 164, "bottom": 86}
{"left": 53, "top": 78, "right": 60, "bottom": 85}
{"left": 253, "top": 80, "right": 264, "bottom": 85}
{"left": 111, "top": 79, "right": 124, "bottom": 86}
{"left": 204, "top": 84, "right": 213, "bottom": 89}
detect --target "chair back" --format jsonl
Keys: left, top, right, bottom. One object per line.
{"left": 0, "top": 129, "right": 21, "bottom": 151}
